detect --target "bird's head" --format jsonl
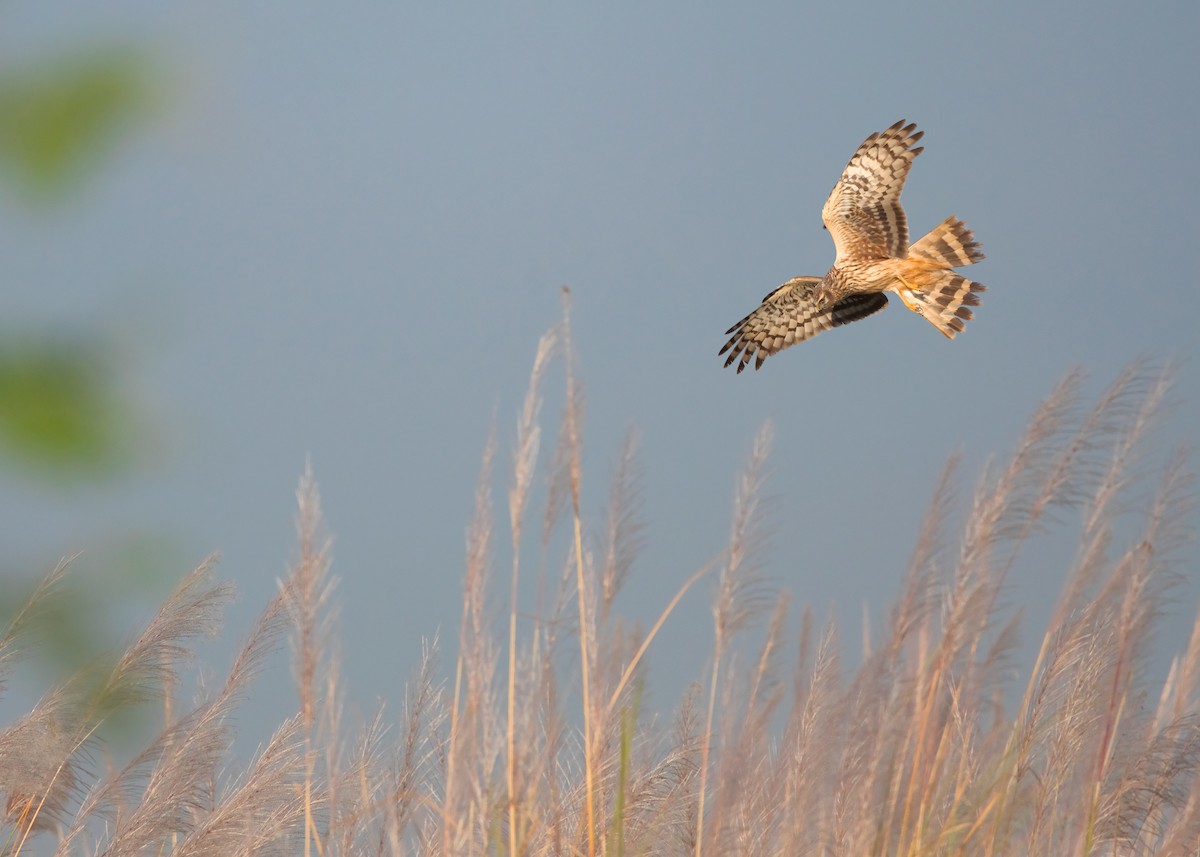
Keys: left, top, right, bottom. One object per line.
{"left": 812, "top": 283, "right": 835, "bottom": 311}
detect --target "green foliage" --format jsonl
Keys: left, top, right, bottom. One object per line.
{"left": 0, "top": 45, "right": 156, "bottom": 475}
{"left": 0, "top": 49, "right": 152, "bottom": 201}
{"left": 0, "top": 39, "right": 167, "bottom": 713}
{"left": 0, "top": 336, "right": 133, "bottom": 477}
{"left": 0, "top": 45, "right": 156, "bottom": 472}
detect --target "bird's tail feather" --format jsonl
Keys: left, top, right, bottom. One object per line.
{"left": 909, "top": 216, "right": 985, "bottom": 267}
{"left": 899, "top": 272, "right": 985, "bottom": 339}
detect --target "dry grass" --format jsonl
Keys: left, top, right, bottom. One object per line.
{"left": 1, "top": 309, "right": 1197, "bottom": 855}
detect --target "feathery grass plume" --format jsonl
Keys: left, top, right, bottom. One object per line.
{"left": 373, "top": 638, "right": 443, "bottom": 852}
{"left": 558, "top": 289, "right": 584, "bottom": 525}
{"left": 285, "top": 462, "right": 334, "bottom": 733}
{"left": 441, "top": 423, "right": 500, "bottom": 856}
{"left": 0, "top": 560, "right": 233, "bottom": 845}
{"left": 88, "top": 559, "right": 233, "bottom": 726}
{"left": 556, "top": 287, "right": 603, "bottom": 856}
{"left": 278, "top": 464, "right": 337, "bottom": 856}
{"left": 600, "top": 427, "right": 645, "bottom": 620}
{"left": 505, "top": 325, "right": 558, "bottom": 857}
{"left": 715, "top": 420, "right": 777, "bottom": 644}
{"left": 340, "top": 707, "right": 391, "bottom": 855}
{"left": 53, "top": 560, "right": 294, "bottom": 856}
{"left": 971, "top": 367, "right": 1188, "bottom": 854}
{"left": 1, "top": 690, "right": 76, "bottom": 837}
{"left": 0, "top": 563, "right": 73, "bottom": 835}
{"left": 0, "top": 558, "right": 71, "bottom": 693}
{"left": 778, "top": 616, "right": 843, "bottom": 853}
{"left": 1084, "top": 451, "right": 1193, "bottom": 853}
{"left": 696, "top": 419, "right": 775, "bottom": 857}
{"left": 315, "top": 644, "right": 366, "bottom": 857}
{"left": 426, "top": 303, "right": 706, "bottom": 857}
{"left": 646, "top": 362, "right": 1195, "bottom": 857}
{"left": 5, "top": 328, "right": 1200, "bottom": 857}
{"left": 704, "top": 593, "right": 790, "bottom": 855}
{"left": 510, "top": 326, "right": 558, "bottom": 555}
{"left": 963, "top": 367, "right": 1181, "bottom": 851}
{"left": 169, "top": 716, "right": 308, "bottom": 857}
{"left": 568, "top": 427, "right": 651, "bottom": 854}
{"left": 280, "top": 468, "right": 437, "bottom": 856}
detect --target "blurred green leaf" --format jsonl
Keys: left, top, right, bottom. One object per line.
{"left": 0, "top": 49, "right": 152, "bottom": 200}
{"left": 0, "top": 337, "right": 133, "bottom": 476}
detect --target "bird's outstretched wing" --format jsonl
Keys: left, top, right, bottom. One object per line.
{"left": 821, "top": 120, "right": 924, "bottom": 264}
{"left": 719, "top": 277, "right": 888, "bottom": 372}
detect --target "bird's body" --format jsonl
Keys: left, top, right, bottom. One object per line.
{"left": 720, "top": 120, "right": 987, "bottom": 372}
{"left": 823, "top": 256, "right": 937, "bottom": 299}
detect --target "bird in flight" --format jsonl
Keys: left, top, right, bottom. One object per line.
{"left": 720, "top": 120, "right": 986, "bottom": 372}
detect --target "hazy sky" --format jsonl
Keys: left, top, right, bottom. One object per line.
{"left": 3, "top": 3, "right": 1198, "bottom": 741}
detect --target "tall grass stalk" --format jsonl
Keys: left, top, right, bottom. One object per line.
{"left": 1, "top": 319, "right": 1197, "bottom": 855}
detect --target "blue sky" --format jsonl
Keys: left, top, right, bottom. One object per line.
{"left": 2, "top": 3, "right": 1198, "bottom": 738}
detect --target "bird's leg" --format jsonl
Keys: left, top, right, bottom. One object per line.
{"left": 895, "top": 273, "right": 922, "bottom": 312}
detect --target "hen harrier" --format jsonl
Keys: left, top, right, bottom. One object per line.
{"left": 720, "top": 120, "right": 986, "bottom": 372}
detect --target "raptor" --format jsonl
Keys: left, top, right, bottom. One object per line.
{"left": 720, "top": 120, "right": 986, "bottom": 372}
